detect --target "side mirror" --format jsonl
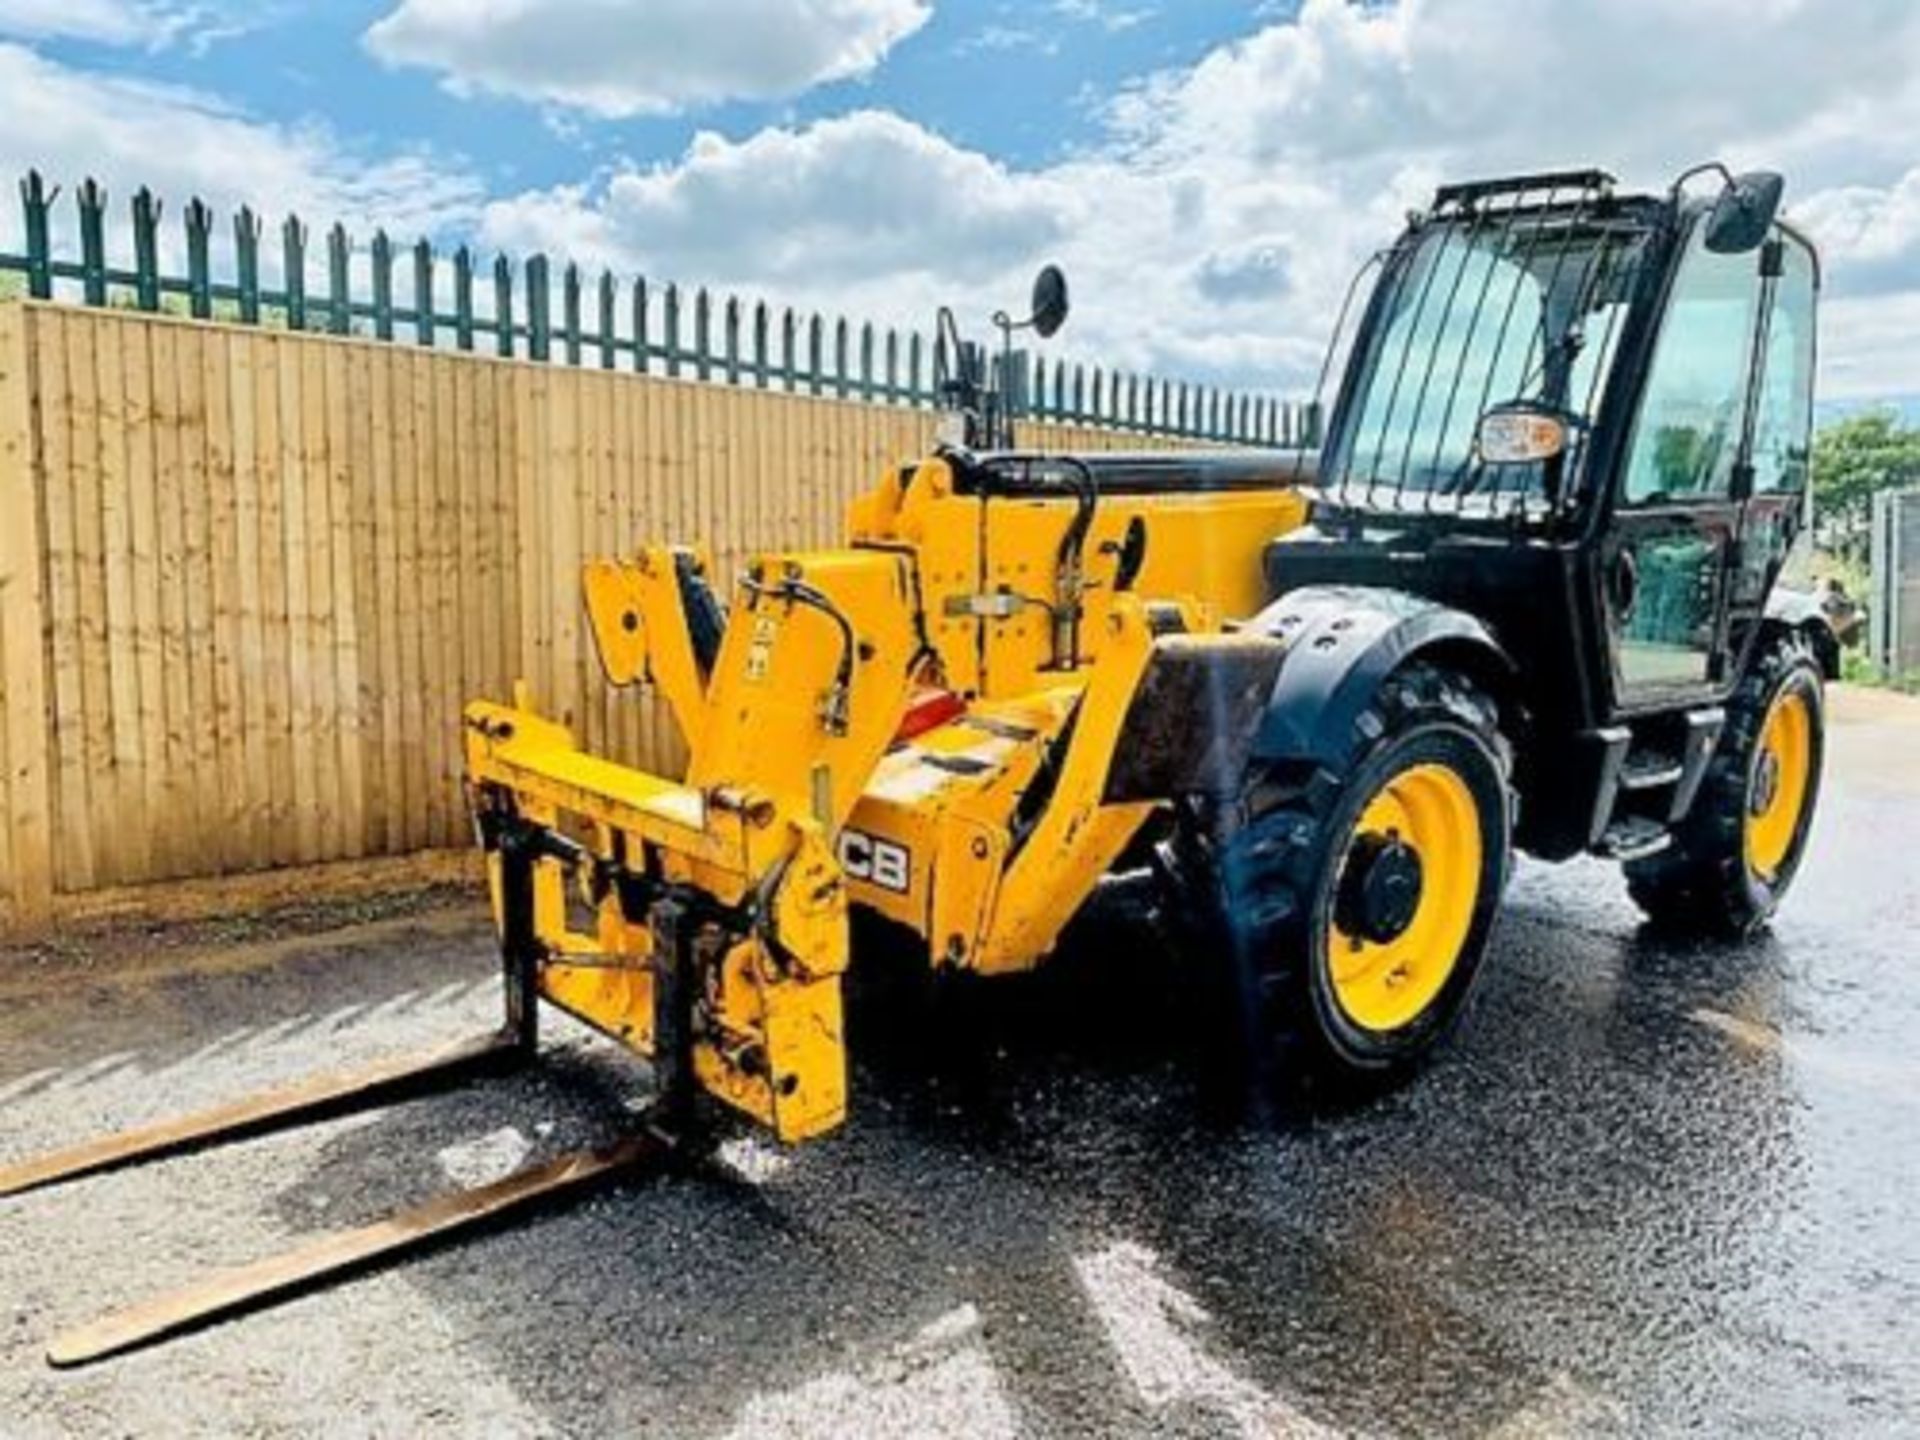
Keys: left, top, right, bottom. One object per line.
{"left": 1030, "top": 264, "right": 1070, "bottom": 339}
{"left": 1704, "top": 171, "right": 1784, "bottom": 254}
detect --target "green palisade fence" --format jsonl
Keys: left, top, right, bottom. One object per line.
{"left": 0, "top": 170, "right": 1319, "bottom": 448}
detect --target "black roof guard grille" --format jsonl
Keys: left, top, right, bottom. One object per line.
{"left": 1431, "top": 169, "right": 1617, "bottom": 215}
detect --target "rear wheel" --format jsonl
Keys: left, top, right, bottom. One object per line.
{"left": 1184, "top": 663, "right": 1513, "bottom": 1100}
{"left": 1626, "top": 631, "right": 1824, "bottom": 936}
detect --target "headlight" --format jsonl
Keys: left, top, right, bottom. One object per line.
{"left": 1477, "top": 404, "right": 1568, "bottom": 465}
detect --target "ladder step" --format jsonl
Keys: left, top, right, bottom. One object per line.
{"left": 46, "top": 1132, "right": 662, "bottom": 1368}
{"left": 1618, "top": 755, "right": 1684, "bottom": 791}
{"left": 0, "top": 1031, "right": 525, "bottom": 1199}
{"left": 1595, "top": 816, "right": 1672, "bottom": 862}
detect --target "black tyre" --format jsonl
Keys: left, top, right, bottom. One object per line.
{"left": 1178, "top": 662, "right": 1513, "bottom": 1100}
{"left": 1626, "top": 631, "right": 1825, "bottom": 936}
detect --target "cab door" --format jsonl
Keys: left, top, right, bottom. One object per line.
{"left": 1603, "top": 219, "right": 1765, "bottom": 707}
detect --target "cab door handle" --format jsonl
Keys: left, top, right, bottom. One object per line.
{"left": 1609, "top": 550, "right": 1639, "bottom": 623}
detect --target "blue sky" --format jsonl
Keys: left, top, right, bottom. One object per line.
{"left": 26, "top": 2, "right": 1272, "bottom": 184}
{"left": 1, "top": 1, "right": 1917, "bottom": 403}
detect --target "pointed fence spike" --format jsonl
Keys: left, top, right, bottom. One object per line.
{"left": 455, "top": 246, "right": 477, "bottom": 352}
{"left": 494, "top": 255, "right": 516, "bottom": 358}
{"left": 561, "top": 262, "right": 582, "bottom": 365}
{"left": 19, "top": 170, "right": 57, "bottom": 299}
{"left": 283, "top": 216, "right": 309, "bottom": 331}
{"left": 76, "top": 179, "right": 107, "bottom": 307}
{"left": 631, "top": 276, "right": 650, "bottom": 372}
{"left": 184, "top": 198, "right": 214, "bottom": 320}
{"left": 597, "top": 270, "right": 616, "bottom": 369}
{"left": 232, "top": 207, "right": 261, "bottom": 324}
{"left": 724, "top": 295, "right": 741, "bottom": 384}
{"left": 524, "top": 254, "right": 551, "bottom": 361}
{"left": 371, "top": 231, "right": 396, "bottom": 341}
{"left": 413, "top": 240, "right": 436, "bottom": 346}
{"left": 132, "top": 188, "right": 163, "bottom": 313}
{"left": 328, "top": 224, "right": 351, "bottom": 335}
{"left": 752, "top": 300, "right": 770, "bottom": 388}
{"left": 693, "top": 287, "right": 712, "bottom": 380}
{"left": 663, "top": 283, "right": 682, "bottom": 377}
{"left": 782, "top": 308, "right": 798, "bottom": 392}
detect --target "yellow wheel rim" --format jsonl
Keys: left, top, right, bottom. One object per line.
{"left": 1328, "top": 762, "right": 1483, "bottom": 1034}
{"left": 1745, "top": 689, "right": 1813, "bottom": 883}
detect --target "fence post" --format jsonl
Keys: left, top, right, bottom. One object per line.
{"left": 19, "top": 172, "right": 55, "bottom": 300}
{"left": 185, "top": 199, "right": 214, "bottom": 320}
{"left": 133, "top": 189, "right": 163, "bottom": 314}
{"left": 328, "top": 224, "right": 352, "bottom": 335}
{"left": 76, "top": 180, "right": 107, "bottom": 307}
{"left": 834, "top": 317, "right": 850, "bottom": 399}
{"left": 909, "top": 332, "right": 923, "bottom": 405}
{"left": 752, "top": 301, "right": 769, "bottom": 388}
{"left": 885, "top": 329, "right": 899, "bottom": 403}
{"left": 0, "top": 305, "right": 53, "bottom": 934}
{"left": 858, "top": 322, "right": 874, "bottom": 401}
{"left": 807, "top": 314, "right": 823, "bottom": 396}
{"left": 232, "top": 206, "right": 261, "bottom": 323}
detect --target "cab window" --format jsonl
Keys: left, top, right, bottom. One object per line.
{"left": 1620, "top": 223, "right": 1762, "bottom": 505}
{"left": 1749, "top": 237, "right": 1817, "bottom": 494}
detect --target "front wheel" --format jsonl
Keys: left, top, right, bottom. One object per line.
{"left": 1626, "top": 631, "right": 1825, "bottom": 936}
{"left": 1185, "top": 663, "right": 1514, "bottom": 1100}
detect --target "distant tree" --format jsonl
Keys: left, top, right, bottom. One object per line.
{"left": 1813, "top": 411, "right": 1920, "bottom": 562}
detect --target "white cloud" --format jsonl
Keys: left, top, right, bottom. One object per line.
{"left": 4, "top": 0, "right": 1917, "bottom": 407}
{"left": 364, "top": 0, "right": 931, "bottom": 117}
{"left": 0, "top": 0, "right": 177, "bottom": 46}
{"left": 0, "top": 0, "right": 258, "bottom": 51}
{"left": 480, "top": 111, "right": 1070, "bottom": 292}
{"left": 0, "top": 42, "right": 481, "bottom": 256}
{"left": 473, "top": 0, "right": 1920, "bottom": 401}
{"left": 1793, "top": 168, "right": 1920, "bottom": 296}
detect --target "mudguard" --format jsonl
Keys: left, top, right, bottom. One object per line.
{"left": 1246, "top": 585, "right": 1514, "bottom": 769}
{"left": 1761, "top": 586, "right": 1842, "bottom": 678}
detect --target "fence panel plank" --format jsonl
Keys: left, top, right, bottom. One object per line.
{"left": 0, "top": 303, "right": 1266, "bottom": 922}
{"left": 0, "top": 307, "right": 52, "bottom": 928}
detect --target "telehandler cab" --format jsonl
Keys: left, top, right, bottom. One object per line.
{"left": 5, "top": 164, "right": 1836, "bottom": 1365}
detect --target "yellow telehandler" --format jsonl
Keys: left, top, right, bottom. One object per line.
{"left": 5, "top": 165, "right": 1837, "bottom": 1365}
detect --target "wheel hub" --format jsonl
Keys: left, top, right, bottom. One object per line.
{"left": 1334, "top": 832, "right": 1424, "bottom": 945}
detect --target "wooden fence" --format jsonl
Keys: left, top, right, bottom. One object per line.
{"left": 0, "top": 301, "right": 1213, "bottom": 932}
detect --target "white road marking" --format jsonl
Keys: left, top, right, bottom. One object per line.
{"left": 725, "top": 1303, "right": 1017, "bottom": 1440}
{"left": 1074, "top": 1239, "right": 1340, "bottom": 1439}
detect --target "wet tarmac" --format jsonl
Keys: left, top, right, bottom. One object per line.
{"left": 0, "top": 686, "right": 1915, "bottom": 1437}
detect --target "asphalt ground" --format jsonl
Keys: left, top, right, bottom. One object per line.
{"left": 0, "top": 685, "right": 1915, "bottom": 1438}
